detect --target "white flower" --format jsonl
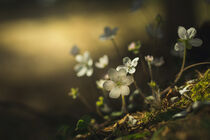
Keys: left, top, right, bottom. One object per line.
{"left": 103, "top": 68, "right": 134, "bottom": 98}
{"left": 70, "top": 45, "right": 80, "bottom": 56}
{"left": 99, "top": 26, "right": 118, "bottom": 40}
{"left": 95, "top": 55, "right": 109, "bottom": 69}
{"left": 74, "top": 51, "right": 93, "bottom": 77}
{"left": 151, "top": 56, "right": 165, "bottom": 67}
{"left": 179, "top": 85, "right": 190, "bottom": 95}
{"left": 96, "top": 79, "right": 106, "bottom": 89}
{"left": 174, "top": 26, "right": 203, "bottom": 51}
{"left": 146, "top": 23, "right": 163, "bottom": 39}
{"left": 145, "top": 55, "right": 154, "bottom": 63}
{"left": 116, "top": 57, "right": 139, "bottom": 74}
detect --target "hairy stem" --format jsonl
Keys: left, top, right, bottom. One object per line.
{"left": 174, "top": 46, "right": 187, "bottom": 83}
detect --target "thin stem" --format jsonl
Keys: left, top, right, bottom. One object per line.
{"left": 111, "top": 39, "right": 122, "bottom": 58}
{"left": 78, "top": 95, "right": 93, "bottom": 112}
{"left": 148, "top": 62, "right": 153, "bottom": 81}
{"left": 182, "top": 62, "right": 210, "bottom": 73}
{"left": 121, "top": 95, "right": 127, "bottom": 113}
{"left": 96, "top": 106, "right": 104, "bottom": 118}
{"left": 174, "top": 46, "right": 187, "bottom": 83}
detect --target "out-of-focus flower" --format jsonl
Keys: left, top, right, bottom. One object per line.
{"left": 174, "top": 26, "right": 203, "bottom": 51}
{"left": 95, "top": 55, "right": 109, "bottom": 69}
{"left": 116, "top": 57, "right": 139, "bottom": 74}
{"left": 151, "top": 56, "right": 165, "bottom": 67}
{"left": 103, "top": 68, "right": 134, "bottom": 98}
{"left": 170, "top": 48, "right": 184, "bottom": 58}
{"left": 68, "top": 88, "right": 79, "bottom": 99}
{"left": 96, "top": 79, "right": 106, "bottom": 89}
{"left": 146, "top": 24, "right": 163, "bottom": 39}
{"left": 131, "top": 0, "right": 145, "bottom": 12}
{"left": 128, "top": 41, "right": 141, "bottom": 54}
{"left": 74, "top": 51, "right": 93, "bottom": 77}
{"left": 96, "top": 96, "right": 104, "bottom": 107}
{"left": 70, "top": 45, "right": 80, "bottom": 56}
{"left": 145, "top": 55, "right": 154, "bottom": 63}
{"left": 99, "top": 26, "right": 118, "bottom": 40}
{"left": 146, "top": 14, "right": 164, "bottom": 39}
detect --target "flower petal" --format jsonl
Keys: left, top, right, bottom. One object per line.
{"left": 116, "top": 65, "right": 128, "bottom": 73}
{"left": 120, "top": 85, "right": 130, "bottom": 96}
{"left": 109, "top": 87, "right": 121, "bottom": 98}
{"left": 108, "top": 68, "right": 118, "bottom": 80}
{"left": 187, "top": 27, "right": 196, "bottom": 39}
{"left": 131, "top": 57, "right": 139, "bottom": 67}
{"left": 189, "top": 38, "right": 203, "bottom": 47}
{"left": 100, "top": 55, "right": 108, "bottom": 65}
{"left": 77, "top": 66, "right": 87, "bottom": 77}
{"left": 103, "top": 80, "right": 116, "bottom": 91}
{"left": 178, "top": 26, "right": 187, "bottom": 39}
{"left": 128, "top": 67, "right": 136, "bottom": 74}
{"left": 95, "top": 62, "right": 104, "bottom": 69}
{"left": 122, "top": 76, "right": 134, "bottom": 85}
{"left": 123, "top": 57, "right": 132, "bottom": 67}
{"left": 83, "top": 51, "right": 90, "bottom": 61}
{"left": 87, "top": 59, "right": 93, "bottom": 66}
{"left": 174, "top": 42, "right": 185, "bottom": 51}
{"left": 86, "top": 68, "right": 93, "bottom": 77}
{"left": 75, "top": 54, "right": 83, "bottom": 62}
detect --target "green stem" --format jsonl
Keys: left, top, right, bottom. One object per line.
{"left": 121, "top": 95, "right": 127, "bottom": 113}
{"left": 111, "top": 39, "right": 122, "bottom": 58}
{"left": 174, "top": 46, "right": 187, "bottom": 83}
{"left": 182, "top": 62, "right": 210, "bottom": 73}
{"left": 148, "top": 62, "right": 153, "bottom": 81}
{"left": 96, "top": 106, "right": 104, "bottom": 118}
{"left": 79, "top": 95, "right": 93, "bottom": 112}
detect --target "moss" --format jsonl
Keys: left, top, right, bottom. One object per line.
{"left": 191, "top": 69, "right": 210, "bottom": 101}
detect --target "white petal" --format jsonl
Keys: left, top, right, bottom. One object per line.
{"left": 75, "top": 54, "right": 83, "bottom": 62}
{"left": 123, "top": 57, "right": 132, "bottom": 67}
{"left": 119, "top": 85, "right": 130, "bottom": 96}
{"left": 174, "top": 42, "right": 185, "bottom": 51}
{"left": 101, "top": 55, "right": 108, "bottom": 65}
{"left": 131, "top": 57, "right": 139, "bottom": 67}
{"left": 109, "top": 87, "right": 121, "bottom": 98}
{"left": 108, "top": 68, "right": 118, "bottom": 80}
{"left": 122, "top": 76, "right": 134, "bottom": 85}
{"left": 77, "top": 66, "right": 87, "bottom": 77}
{"left": 74, "top": 64, "right": 83, "bottom": 71}
{"left": 87, "top": 59, "right": 93, "bottom": 66}
{"left": 86, "top": 68, "right": 93, "bottom": 77}
{"left": 189, "top": 38, "right": 203, "bottom": 47}
{"left": 83, "top": 51, "right": 90, "bottom": 61}
{"left": 103, "top": 80, "right": 116, "bottom": 91}
{"left": 128, "top": 67, "right": 136, "bottom": 74}
{"left": 187, "top": 27, "right": 196, "bottom": 39}
{"left": 178, "top": 26, "right": 187, "bottom": 39}
{"left": 116, "top": 65, "right": 128, "bottom": 72}
{"left": 95, "top": 62, "right": 104, "bottom": 69}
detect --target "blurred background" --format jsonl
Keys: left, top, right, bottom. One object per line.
{"left": 0, "top": 0, "right": 209, "bottom": 139}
